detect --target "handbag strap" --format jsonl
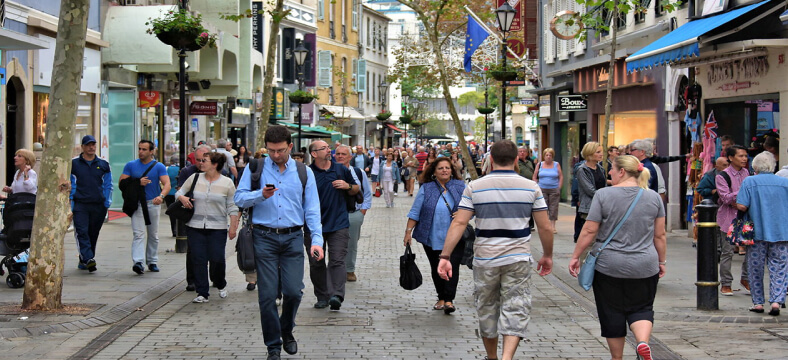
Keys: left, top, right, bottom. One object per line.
{"left": 439, "top": 186, "right": 454, "bottom": 214}
{"left": 597, "top": 188, "right": 644, "bottom": 253}
{"left": 186, "top": 173, "right": 199, "bottom": 195}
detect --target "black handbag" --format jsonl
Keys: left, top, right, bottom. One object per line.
{"left": 460, "top": 224, "right": 476, "bottom": 269}
{"left": 236, "top": 210, "right": 256, "bottom": 273}
{"left": 165, "top": 173, "right": 199, "bottom": 222}
{"left": 399, "top": 244, "right": 422, "bottom": 290}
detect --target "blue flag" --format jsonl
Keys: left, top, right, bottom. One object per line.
{"left": 464, "top": 15, "right": 490, "bottom": 73}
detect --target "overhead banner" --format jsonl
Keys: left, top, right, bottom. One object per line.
{"left": 282, "top": 28, "right": 295, "bottom": 84}
{"left": 557, "top": 95, "right": 587, "bottom": 111}
{"left": 252, "top": 1, "right": 264, "bottom": 54}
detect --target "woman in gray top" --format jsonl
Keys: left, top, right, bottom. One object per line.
{"left": 568, "top": 155, "right": 666, "bottom": 360}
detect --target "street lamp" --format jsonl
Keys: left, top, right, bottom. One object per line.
{"left": 378, "top": 81, "right": 389, "bottom": 148}
{"left": 401, "top": 93, "right": 410, "bottom": 146}
{"left": 496, "top": 2, "right": 516, "bottom": 140}
{"left": 294, "top": 42, "right": 309, "bottom": 151}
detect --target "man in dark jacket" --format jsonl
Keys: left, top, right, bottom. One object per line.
{"left": 70, "top": 135, "right": 112, "bottom": 272}
{"left": 696, "top": 157, "right": 728, "bottom": 201}
{"left": 351, "top": 145, "right": 371, "bottom": 175}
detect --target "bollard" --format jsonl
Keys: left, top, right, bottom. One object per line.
{"left": 175, "top": 219, "right": 188, "bottom": 253}
{"left": 695, "top": 199, "right": 719, "bottom": 310}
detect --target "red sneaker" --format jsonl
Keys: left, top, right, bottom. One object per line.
{"left": 637, "top": 342, "right": 652, "bottom": 360}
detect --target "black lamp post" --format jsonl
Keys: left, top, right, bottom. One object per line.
{"left": 402, "top": 93, "right": 410, "bottom": 146}
{"left": 294, "top": 42, "right": 309, "bottom": 152}
{"left": 496, "top": 2, "right": 516, "bottom": 140}
{"left": 378, "top": 81, "right": 389, "bottom": 148}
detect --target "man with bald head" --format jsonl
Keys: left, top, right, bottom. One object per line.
{"left": 697, "top": 157, "right": 729, "bottom": 202}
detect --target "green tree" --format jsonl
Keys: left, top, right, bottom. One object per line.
{"left": 425, "top": 116, "right": 448, "bottom": 137}
{"left": 472, "top": 115, "right": 487, "bottom": 142}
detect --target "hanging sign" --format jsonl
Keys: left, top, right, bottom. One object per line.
{"left": 556, "top": 95, "right": 587, "bottom": 111}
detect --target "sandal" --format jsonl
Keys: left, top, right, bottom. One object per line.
{"left": 749, "top": 305, "right": 764, "bottom": 313}
{"left": 433, "top": 300, "right": 445, "bottom": 310}
{"left": 443, "top": 302, "right": 456, "bottom": 315}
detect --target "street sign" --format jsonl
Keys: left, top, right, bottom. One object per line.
{"left": 556, "top": 95, "right": 587, "bottom": 111}
{"left": 506, "top": 39, "right": 525, "bottom": 59}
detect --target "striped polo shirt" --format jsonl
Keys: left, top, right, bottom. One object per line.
{"left": 459, "top": 170, "right": 548, "bottom": 268}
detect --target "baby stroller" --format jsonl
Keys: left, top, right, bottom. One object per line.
{"left": 0, "top": 192, "right": 36, "bottom": 288}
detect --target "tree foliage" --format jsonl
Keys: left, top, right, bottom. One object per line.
{"left": 252, "top": 0, "right": 290, "bottom": 149}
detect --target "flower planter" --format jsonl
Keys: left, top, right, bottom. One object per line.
{"left": 376, "top": 114, "right": 391, "bottom": 121}
{"left": 476, "top": 107, "right": 495, "bottom": 115}
{"left": 489, "top": 70, "right": 518, "bottom": 82}
{"left": 156, "top": 28, "right": 206, "bottom": 51}
{"left": 486, "top": 119, "right": 494, "bottom": 125}
{"left": 288, "top": 94, "right": 315, "bottom": 104}
{"left": 399, "top": 115, "right": 413, "bottom": 124}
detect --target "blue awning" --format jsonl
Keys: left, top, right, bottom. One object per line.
{"left": 626, "top": 0, "right": 775, "bottom": 72}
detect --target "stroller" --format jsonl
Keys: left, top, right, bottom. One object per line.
{"left": 0, "top": 192, "right": 36, "bottom": 288}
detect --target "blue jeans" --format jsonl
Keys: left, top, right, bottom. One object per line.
{"left": 186, "top": 227, "right": 227, "bottom": 298}
{"left": 254, "top": 227, "right": 305, "bottom": 353}
{"left": 130, "top": 200, "right": 160, "bottom": 265}
{"left": 73, "top": 203, "right": 107, "bottom": 262}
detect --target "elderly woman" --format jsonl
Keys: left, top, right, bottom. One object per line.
{"left": 569, "top": 155, "right": 666, "bottom": 360}
{"left": 2, "top": 149, "right": 38, "bottom": 197}
{"left": 534, "top": 148, "right": 563, "bottom": 233}
{"left": 176, "top": 152, "right": 240, "bottom": 303}
{"left": 737, "top": 152, "right": 788, "bottom": 316}
{"left": 575, "top": 142, "right": 606, "bottom": 243}
{"left": 403, "top": 157, "right": 466, "bottom": 315}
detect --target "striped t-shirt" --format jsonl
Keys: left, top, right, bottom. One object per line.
{"left": 459, "top": 170, "right": 548, "bottom": 268}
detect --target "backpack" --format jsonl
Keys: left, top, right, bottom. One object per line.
{"left": 345, "top": 166, "right": 364, "bottom": 212}
{"left": 247, "top": 158, "right": 307, "bottom": 200}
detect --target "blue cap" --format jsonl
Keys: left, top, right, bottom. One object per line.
{"left": 82, "top": 135, "right": 97, "bottom": 145}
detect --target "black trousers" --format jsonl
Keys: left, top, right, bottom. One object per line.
{"left": 422, "top": 241, "right": 464, "bottom": 302}
{"left": 164, "top": 195, "right": 177, "bottom": 236}
{"left": 574, "top": 208, "right": 586, "bottom": 243}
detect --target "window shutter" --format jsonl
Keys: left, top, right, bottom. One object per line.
{"left": 318, "top": 0, "right": 324, "bottom": 20}
{"left": 318, "top": 50, "right": 333, "bottom": 87}
{"left": 356, "top": 59, "right": 366, "bottom": 92}
{"left": 543, "top": 3, "right": 555, "bottom": 64}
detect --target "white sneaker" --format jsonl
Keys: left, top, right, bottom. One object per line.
{"left": 193, "top": 296, "right": 209, "bottom": 303}
{"left": 394, "top": 192, "right": 398, "bottom": 196}
{"left": 276, "top": 298, "right": 282, "bottom": 306}
{"left": 219, "top": 288, "right": 228, "bottom": 298}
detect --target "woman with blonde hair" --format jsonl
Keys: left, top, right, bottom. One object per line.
{"left": 3, "top": 149, "right": 38, "bottom": 196}
{"left": 534, "top": 148, "right": 563, "bottom": 233}
{"left": 569, "top": 154, "right": 666, "bottom": 360}
{"left": 575, "top": 142, "right": 606, "bottom": 242}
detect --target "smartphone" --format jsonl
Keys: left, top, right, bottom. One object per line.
{"left": 312, "top": 250, "right": 320, "bottom": 259}
{"left": 265, "top": 184, "right": 275, "bottom": 189}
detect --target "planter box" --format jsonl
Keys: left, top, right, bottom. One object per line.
{"left": 156, "top": 28, "right": 205, "bottom": 51}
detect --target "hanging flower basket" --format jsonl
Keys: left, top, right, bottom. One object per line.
{"left": 477, "top": 107, "right": 495, "bottom": 115}
{"left": 486, "top": 118, "right": 494, "bottom": 125}
{"left": 489, "top": 70, "right": 518, "bottom": 81}
{"left": 288, "top": 90, "right": 318, "bottom": 104}
{"left": 399, "top": 114, "right": 413, "bottom": 124}
{"left": 147, "top": 10, "right": 217, "bottom": 51}
{"left": 376, "top": 111, "right": 392, "bottom": 121}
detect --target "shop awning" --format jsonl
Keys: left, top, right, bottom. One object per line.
{"left": 386, "top": 123, "right": 405, "bottom": 132}
{"left": 276, "top": 121, "right": 331, "bottom": 139}
{"left": 0, "top": 28, "right": 49, "bottom": 50}
{"left": 320, "top": 105, "right": 365, "bottom": 120}
{"left": 626, "top": 0, "right": 784, "bottom": 73}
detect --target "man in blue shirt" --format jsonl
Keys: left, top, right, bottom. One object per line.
{"left": 334, "top": 145, "right": 372, "bottom": 282}
{"left": 70, "top": 135, "right": 112, "bottom": 273}
{"left": 306, "top": 140, "right": 358, "bottom": 311}
{"left": 234, "top": 125, "right": 324, "bottom": 360}
{"left": 351, "top": 145, "right": 371, "bottom": 175}
{"left": 119, "top": 140, "right": 170, "bottom": 275}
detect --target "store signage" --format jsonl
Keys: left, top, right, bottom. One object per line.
{"left": 506, "top": 39, "right": 525, "bottom": 59}
{"left": 172, "top": 100, "right": 218, "bottom": 115}
{"left": 252, "top": 1, "right": 264, "bottom": 54}
{"left": 707, "top": 56, "right": 769, "bottom": 85}
{"left": 557, "top": 95, "right": 587, "bottom": 111}
{"left": 497, "top": 0, "right": 521, "bottom": 32}
{"left": 254, "top": 92, "right": 264, "bottom": 112}
{"left": 520, "top": 98, "right": 537, "bottom": 106}
{"left": 574, "top": 60, "right": 650, "bottom": 93}
{"left": 100, "top": 81, "right": 109, "bottom": 161}
{"left": 270, "top": 88, "right": 287, "bottom": 120}
{"left": 282, "top": 28, "right": 295, "bottom": 84}
{"left": 139, "top": 91, "right": 161, "bottom": 108}
{"left": 538, "top": 95, "right": 550, "bottom": 117}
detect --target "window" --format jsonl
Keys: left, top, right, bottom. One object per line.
{"left": 366, "top": 71, "right": 370, "bottom": 101}
{"left": 342, "top": 57, "right": 348, "bottom": 104}
{"left": 356, "top": 59, "right": 366, "bottom": 93}
{"left": 318, "top": 50, "right": 333, "bottom": 87}
{"left": 635, "top": 0, "right": 650, "bottom": 23}
{"left": 352, "top": 0, "right": 359, "bottom": 30}
{"left": 543, "top": 2, "right": 555, "bottom": 64}
{"left": 367, "top": 19, "right": 371, "bottom": 47}
{"left": 318, "top": 0, "right": 324, "bottom": 20}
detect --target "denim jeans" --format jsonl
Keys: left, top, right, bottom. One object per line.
{"left": 130, "top": 200, "right": 160, "bottom": 265}
{"left": 346, "top": 211, "right": 365, "bottom": 273}
{"left": 186, "top": 227, "right": 227, "bottom": 298}
{"left": 73, "top": 204, "right": 108, "bottom": 262}
{"left": 253, "top": 227, "right": 305, "bottom": 353}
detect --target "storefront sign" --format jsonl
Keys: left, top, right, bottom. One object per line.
{"left": 304, "top": 34, "right": 317, "bottom": 87}
{"left": 252, "top": 1, "right": 264, "bottom": 54}
{"left": 497, "top": 0, "right": 521, "bottom": 32}
{"left": 506, "top": 39, "right": 525, "bottom": 59}
{"left": 172, "top": 100, "right": 218, "bottom": 115}
{"left": 707, "top": 56, "right": 769, "bottom": 86}
{"left": 520, "top": 98, "right": 537, "bottom": 106}
{"left": 538, "top": 95, "right": 550, "bottom": 117}
{"left": 718, "top": 81, "right": 757, "bottom": 92}
{"left": 139, "top": 91, "right": 161, "bottom": 108}
{"left": 270, "top": 88, "right": 287, "bottom": 120}
{"left": 557, "top": 95, "right": 587, "bottom": 111}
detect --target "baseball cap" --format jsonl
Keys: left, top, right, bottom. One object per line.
{"left": 82, "top": 135, "right": 97, "bottom": 145}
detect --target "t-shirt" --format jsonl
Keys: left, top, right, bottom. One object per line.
{"left": 459, "top": 170, "right": 547, "bottom": 268}
{"left": 122, "top": 159, "right": 168, "bottom": 201}
{"left": 309, "top": 161, "right": 357, "bottom": 233}
{"left": 415, "top": 152, "right": 428, "bottom": 171}
{"left": 586, "top": 186, "right": 665, "bottom": 279}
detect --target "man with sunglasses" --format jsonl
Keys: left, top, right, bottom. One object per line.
{"left": 305, "top": 140, "right": 359, "bottom": 311}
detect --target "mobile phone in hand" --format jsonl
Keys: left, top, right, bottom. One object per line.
{"left": 266, "top": 184, "right": 275, "bottom": 189}
{"left": 312, "top": 250, "right": 320, "bottom": 259}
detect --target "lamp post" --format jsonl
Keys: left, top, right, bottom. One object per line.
{"left": 402, "top": 93, "right": 410, "bottom": 147}
{"left": 378, "top": 81, "right": 389, "bottom": 148}
{"left": 293, "top": 42, "right": 309, "bottom": 152}
{"left": 496, "top": 2, "right": 516, "bottom": 140}
{"left": 483, "top": 74, "right": 490, "bottom": 149}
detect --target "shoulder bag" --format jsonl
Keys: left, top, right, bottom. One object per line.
{"left": 578, "top": 188, "right": 643, "bottom": 291}
{"left": 165, "top": 173, "right": 199, "bottom": 223}
{"left": 440, "top": 190, "right": 473, "bottom": 268}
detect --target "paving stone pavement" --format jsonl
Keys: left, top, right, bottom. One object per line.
{"left": 1, "top": 184, "right": 788, "bottom": 359}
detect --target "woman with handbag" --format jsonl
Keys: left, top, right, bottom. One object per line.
{"left": 176, "top": 152, "right": 240, "bottom": 304}
{"left": 380, "top": 152, "right": 401, "bottom": 208}
{"left": 403, "top": 157, "right": 466, "bottom": 314}
{"left": 737, "top": 151, "right": 788, "bottom": 316}
{"left": 568, "top": 155, "right": 666, "bottom": 360}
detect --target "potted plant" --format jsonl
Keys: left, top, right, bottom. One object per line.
{"left": 376, "top": 110, "right": 392, "bottom": 121}
{"left": 487, "top": 63, "right": 519, "bottom": 82}
{"left": 288, "top": 90, "right": 318, "bottom": 104}
{"left": 147, "top": 9, "right": 217, "bottom": 51}
{"left": 399, "top": 114, "right": 413, "bottom": 124}
{"left": 486, "top": 118, "right": 494, "bottom": 125}
{"left": 476, "top": 107, "right": 495, "bottom": 115}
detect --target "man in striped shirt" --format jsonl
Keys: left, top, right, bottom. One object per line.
{"left": 438, "top": 140, "right": 554, "bottom": 360}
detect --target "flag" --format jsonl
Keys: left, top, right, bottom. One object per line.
{"left": 704, "top": 111, "right": 718, "bottom": 139}
{"left": 464, "top": 15, "right": 490, "bottom": 73}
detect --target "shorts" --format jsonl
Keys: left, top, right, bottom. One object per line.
{"left": 592, "top": 271, "right": 659, "bottom": 338}
{"left": 473, "top": 261, "right": 532, "bottom": 338}
{"left": 371, "top": 174, "right": 378, "bottom": 182}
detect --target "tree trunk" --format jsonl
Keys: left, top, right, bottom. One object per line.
{"left": 22, "top": 0, "right": 91, "bottom": 310}
{"left": 255, "top": 0, "right": 286, "bottom": 150}
{"left": 600, "top": 0, "right": 618, "bottom": 172}
{"left": 428, "top": 31, "right": 478, "bottom": 180}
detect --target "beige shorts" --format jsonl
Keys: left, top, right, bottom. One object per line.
{"left": 473, "top": 261, "right": 532, "bottom": 338}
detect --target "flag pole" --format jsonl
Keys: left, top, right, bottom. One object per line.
{"left": 464, "top": 5, "right": 522, "bottom": 61}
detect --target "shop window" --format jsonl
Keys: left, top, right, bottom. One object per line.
{"left": 599, "top": 111, "right": 657, "bottom": 148}
{"left": 35, "top": 92, "right": 94, "bottom": 157}
{"left": 34, "top": 92, "right": 49, "bottom": 146}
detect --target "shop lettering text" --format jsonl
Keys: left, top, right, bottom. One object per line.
{"left": 718, "top": 81, "right": 758, "bottom": 92}
{"left": 707, "top": 56, "right": 769, "bottom": 85}
{"left": 557, "top": 95, "right": 587, "bottom": 111}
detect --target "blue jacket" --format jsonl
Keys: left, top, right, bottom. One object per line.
{"left": 70, "top": 154, "right": 113, "bottom": 209}
{"left": 411, "top": 179, "right": 465, "bottom": 245}
{"left": 696, "top": 169, "right": 719, "bottom": 200}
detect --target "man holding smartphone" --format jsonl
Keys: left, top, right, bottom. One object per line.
{"left": 306, "top": 140, "right": 359, "bottom": 311}
{"left": 234, "top": 126, "right": 324, "bottom": 360}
